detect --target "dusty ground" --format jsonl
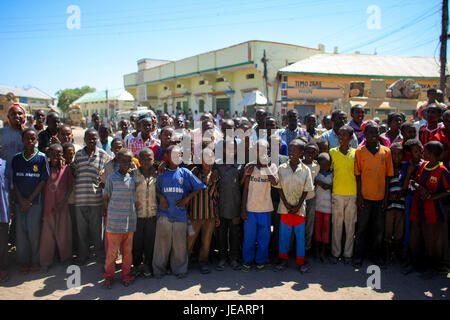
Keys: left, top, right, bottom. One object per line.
{"left": 0, "top": 253, "right": 448, "bottom": 300}
{"left": 0, "top": 126, "right": 448, "bottom": 300}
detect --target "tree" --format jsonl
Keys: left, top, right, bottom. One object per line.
{"left": 55, "top": 86, "right": 95, "bottom": 113}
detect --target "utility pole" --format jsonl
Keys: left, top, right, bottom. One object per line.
{"left": 261, "top": 50, "right": 269, "bottom": 107}
{"left": 440, "top": 0, "right": 448, "bottom": 92}
{"left": 105, "top": 89, "right": 109, "bottom": 120}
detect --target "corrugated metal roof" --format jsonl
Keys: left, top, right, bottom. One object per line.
{"left": 0, "top": 85, "right": 54, "bottom": 100}
{"left": 73, "top": 88, "right": 135, "bottom": 104}
{"left": 279, "top": 53, "right": 443, "bottom": 79}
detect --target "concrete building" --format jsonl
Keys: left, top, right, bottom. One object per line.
{"left": 0, "top": 85, "right": 55, "bottom": 122}
{"left": 276, "top": 53, "right": 444, "bottom": 120}
{"left": 123, "top": 40, "right": 321, "bottom": 116}
{"left": 73, "top": 88, "right": 135, "bottom": 120}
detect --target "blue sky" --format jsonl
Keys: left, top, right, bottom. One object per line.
{"left": 0, "top": 0, "right": 443, "bottom": 98}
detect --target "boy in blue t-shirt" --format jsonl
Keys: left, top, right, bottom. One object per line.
{"left": 12, "top": 128, "right": 49, "bottom": 274}
{"left": 152, "top": 145, "right": 206, "bottom": 279}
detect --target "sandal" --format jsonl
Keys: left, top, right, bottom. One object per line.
{"left": 273, "top": 261, "right": 288, "bottom": 272}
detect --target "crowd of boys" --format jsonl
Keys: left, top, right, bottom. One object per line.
{"left": 0, "top": 91, "right": 449, "bottom": 288}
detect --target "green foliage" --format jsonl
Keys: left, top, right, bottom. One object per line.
{"left": 55, "top": 86, "right": 95, "bottom": 113}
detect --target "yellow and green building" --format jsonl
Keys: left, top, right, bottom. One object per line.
{"left": 123, "top": 40, "right": 321, "bottom": 115}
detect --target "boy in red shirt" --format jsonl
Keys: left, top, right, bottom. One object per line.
{"left": 409, "top": 141, "right": 450, "bottom": 275}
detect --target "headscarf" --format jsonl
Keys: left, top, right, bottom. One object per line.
{"left": 8, "top": 103, "right": 25, "bottom": 115}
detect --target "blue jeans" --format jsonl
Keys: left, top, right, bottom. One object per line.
{"left": 243, "top": 212, "right": 271, "bottom": 265}
{"left": 15, "top": 203, "right": 42, "bottom": 265}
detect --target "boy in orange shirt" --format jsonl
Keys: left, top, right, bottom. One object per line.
{"left": 353, "top": 122, "right": 394, "bottom": 268}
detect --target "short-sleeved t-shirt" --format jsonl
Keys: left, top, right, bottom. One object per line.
{"left": 274, "top": 161, "right": 313, "bottom": 216}
{"left": 12, "top": 150, "right": 50, "bottom": 205}
{"left": 246, "top": 163, "right": 279, "bottom": 213}
{"left": 329, "top": 147, "right": 357, "bottom": 196}
{"left": 103, "top": 171, "right": 137, "bottom": 233}
{"left": 73, "top": 147, "right": 111, "bottom": 207}
{"left": 156, "top": 167, "right": 206, "bottom": 222}
{"left": 320, "top": 129, "right": 358, "bottom": 149}
{"left": 315, "top": 171, "right": 333, "bottom": 214}
{"left": 410, "top": 162, "right": 450, "bottom": 224}
{"left": 355, "top": 145, "right": 394, "bottom": 201}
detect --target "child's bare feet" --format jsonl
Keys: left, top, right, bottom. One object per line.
{"left": 123, "top": 279, "right": 134, "bottom": 287}
{"left": 102, "top": 279, "right": 113, "bottom": 289}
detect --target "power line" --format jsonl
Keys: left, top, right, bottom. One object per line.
{"left": 0, "top": 6, "right": 367, "bottom": 41}
{"left": 340, "top": 4, "right": 440, "bottom": 53}
{"left": 0, "top": 0, "right": 347, "bottom": 31}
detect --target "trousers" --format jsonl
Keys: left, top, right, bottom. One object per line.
{"left": 242, "top": 212, "right": 271, "bottom": 265}
{"left": 152, "top": 215, "right": 188, "bottom": 277}
{"left": 104, "top": 232, "right": 134, "bottom": 282}
{"left": 187, "top": 218, "right": 216, "bottom": 265}
{"left": 278, "top": 213, "right": 306, "bottom": 266}
{"left": 15, "top": 203, "right": 42, "bottom": 265}
{"left": 331, "top": 194, "right": 357, "bottom": 258}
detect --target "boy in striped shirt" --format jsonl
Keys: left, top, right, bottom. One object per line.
{"left": 73, "top": 129, "right": 111, "bottom": 265}
{"left": 187, "top": 148, "right": 220, "bottom": 274}
{"left": 384, "top": 143, "right": 406, "bottom": 263}
{"left": 102, "top": 149, "right": 137, "bottom": 289}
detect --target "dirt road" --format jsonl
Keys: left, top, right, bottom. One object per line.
{"left": 0, "top": 126, "right": 448, "bottom": 300}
